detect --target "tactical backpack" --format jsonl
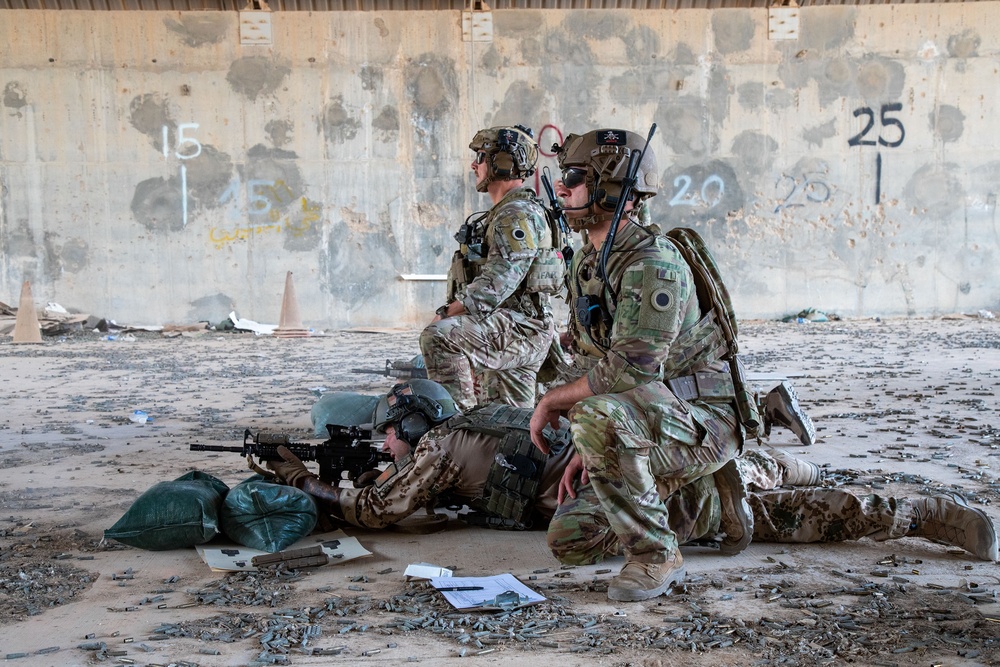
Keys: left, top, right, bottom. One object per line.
{"left": 665, "top": 227, "right": 761, "bottom": 439}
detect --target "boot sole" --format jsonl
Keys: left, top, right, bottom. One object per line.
{"left": 716, "top": 461, "right": 754, "bottom": 556}
{"left": 607, "top": 565, "right": 687, "bottom": 602}
{"left": 769, "top": 383, "right": 816, "bottom": 447}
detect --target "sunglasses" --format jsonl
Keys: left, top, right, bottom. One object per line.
{"left": 561, "top": 167, "right": 587, "bottom": 189}
{"left": 474, "top": 151, "right": 488, "bottom": 164}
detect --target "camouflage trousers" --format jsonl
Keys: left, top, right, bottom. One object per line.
{"left": 568, "top": 381, "right": 741, "bottom": 563}
{"left": 419, "top": 310, "right": 553, "bottom": 412}
{"left": 548, "top": 449, "right": 915, "bottom": 565}
{"left": 548, "top": 475, "right": 720, "bottom": 565}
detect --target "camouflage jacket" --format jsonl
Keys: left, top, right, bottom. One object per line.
{"left": 330, "top": 421, "right": 574, "bottom": 530}
{"left": 449, "top": 187, "right": 562, "bottom": 323}
{"left": 568, "top": 220, "right": 702, "bottom": 395}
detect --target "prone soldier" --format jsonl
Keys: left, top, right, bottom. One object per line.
{"left": 265, "top": 381, "right": 998, "bottom": 566}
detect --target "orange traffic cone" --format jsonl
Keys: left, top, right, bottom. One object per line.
{"left": 274, "top": 271, "right": 309, "bottom": 338}
{"left": 12, "top": 281, "right": 43, "bottom": 344}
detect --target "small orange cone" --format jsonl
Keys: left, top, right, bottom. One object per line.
{"left": 12, "top": 281, "right": 43, "bottom": 344}
{"left": 274, "top": 271, "right": 309, "bottom": 338}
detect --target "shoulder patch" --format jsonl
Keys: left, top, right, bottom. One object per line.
{"left": 650, "top": 288, "right": 673, "bottom": 312}
{"left": 498, "top": 216, "right": 539, "bottom": 254}
{"left": 374, "top": 455, "right": 413, "bottom": 493}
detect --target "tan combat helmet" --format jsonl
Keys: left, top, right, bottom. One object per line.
{"left": 555, "top": 129, "right": 659, "bottom": 212}
{"left": 469, "top": 125, "right": 538, "bottom": 192}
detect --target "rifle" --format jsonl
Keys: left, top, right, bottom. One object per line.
{"left": 539, "top": 166, "right": 574, "bottom": 266}
{"left": 190, "top": 425, "right": 391, "bottom": 485}
{"left": 351, "top": 357, "right": 428, "bottom": 380}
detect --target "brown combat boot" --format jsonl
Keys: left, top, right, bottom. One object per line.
{"left": 764, "top": 382, "right": 816, "bottom": 446}
{"left": 713, "top": 459, "right": 753, "bottom": 555}
{"left": 909, "top": 493, "right": 998, "bottom": 561}
{"left": 607, "top": 550, "right": 686, "bottom": 602}
{"left": 768, "top": 448, "right": 822, "bottom": 486}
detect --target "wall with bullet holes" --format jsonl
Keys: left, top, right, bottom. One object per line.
{"left": 1, "top": 6, "right": 998, "bottom": 329}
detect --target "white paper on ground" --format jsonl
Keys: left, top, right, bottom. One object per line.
{"left": 404, "top": 563, "right": 453, "bottom": 580}
{"left": 429, "top": 573, "right": 545, "bottom": 610}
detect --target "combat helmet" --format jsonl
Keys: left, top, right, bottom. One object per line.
{"left": 555, "top": 129, "right": 658, "bottom": 213}
{"left": 373, "top": 379, "right": 459, "bottom": 446}
{"left": 469, "top": 125, "right": 538, "bottom": 192}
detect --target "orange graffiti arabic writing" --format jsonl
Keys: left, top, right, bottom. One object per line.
{"left": 209, "top": 197, "right": 322, "bottom": 249}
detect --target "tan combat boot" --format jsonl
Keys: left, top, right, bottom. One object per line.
{"left": 607, "top": 550, "right": 686, "bottom": 602}
{"left": 768, "top": 448, "right": 822, "bottom": 486}
{"left": 763, "top": 382, "right": 816, "bottom": 447}
{"left": 909, "top": 493, "right": 999, "bottom": 562}
{"left": 713, "top": 459, "right": 753, "bottom": 555}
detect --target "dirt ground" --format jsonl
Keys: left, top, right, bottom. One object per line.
{"left": 1, "top": 316, "right": 999, "bottom": 667}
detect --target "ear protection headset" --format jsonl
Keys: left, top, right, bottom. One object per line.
{"left": 490, "top": 127, "right": 519, "bottom": 179}
{"left": 397, "top": 411, "right": 431, "bottom": 446}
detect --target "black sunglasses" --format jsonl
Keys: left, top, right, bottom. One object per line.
{"left": 475, "top": 151, "right": 488, "bottom": 164}
{"left": 561, "top": 167, "right": 587, "bottom": 189}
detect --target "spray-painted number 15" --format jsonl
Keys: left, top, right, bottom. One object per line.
{"left": 162, "top": 124, "right": 202, "bottom": 159}
{"left": 160, "top": 123, "right": 201, "bottom": 227}
{"left": 848, "top": 103, "right": 905, "bottom": 148}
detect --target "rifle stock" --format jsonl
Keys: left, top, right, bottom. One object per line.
{"left": 190, "top": 424, "right": 391, "bottom": 484}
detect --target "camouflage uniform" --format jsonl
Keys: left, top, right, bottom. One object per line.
{"left": 566, "top": 220, "right": 742, "bottom": 563}
{"left": 327, "top": 411, "right": 574, "bottom": 530}
{"left": 421, "top": 187, "right": 561, "bottom": 411}
{"left": 548, "top": 448, "right": 915, "bottom": 565}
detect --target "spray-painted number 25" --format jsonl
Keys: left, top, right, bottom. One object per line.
{"left": 848, "top": 103, "right": 905, "bottom": 148}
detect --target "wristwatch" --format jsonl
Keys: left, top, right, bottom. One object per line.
{"left": 436, "top": 304, "right": 451, "bottom": 318}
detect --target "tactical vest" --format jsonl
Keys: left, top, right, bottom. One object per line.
{"left": 445, "top": 404, "right": 570, "bottom": 529}
{"left": 447, "top": 189, "right": 565, "bottom": 308}
{"left": 569, "top": 222, "right": 662, "bottom": 357}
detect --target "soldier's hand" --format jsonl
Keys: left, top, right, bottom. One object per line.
{"left": 266, "top": 446, "right": 316, "bottom": 489}
{"left": 352, "top": 469, "right": 381, "bottom": 488}
{"left": 529, "top": 399, "right": 561, "bottom": 455}
{"left": 557, "top": 453, "right": 589, "bottom": 504}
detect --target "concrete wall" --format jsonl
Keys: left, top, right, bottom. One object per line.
{"left": 1, "top": 6, "right": 998, "bottom": 329}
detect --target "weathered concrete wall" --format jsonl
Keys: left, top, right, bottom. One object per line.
{"left": 1, "top": 6, "right": 998, "bottom": 328}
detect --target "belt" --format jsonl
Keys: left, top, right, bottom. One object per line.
{"left": 667, "top": 371, "right": 735, "bottom": 402}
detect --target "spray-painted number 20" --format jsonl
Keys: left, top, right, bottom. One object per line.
{"left": 669, "top": 174, "right": 725, "bottom": 208}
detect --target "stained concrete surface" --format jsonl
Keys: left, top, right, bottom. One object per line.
{"left": 4, "top": 7, "right": 1000, "bottom": 327}
{"left": 1, "top": 317, "right": 999, "bottom": 666}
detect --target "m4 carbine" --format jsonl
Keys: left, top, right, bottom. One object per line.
{"left": 190, "top": 425, "right": 391, "bottom": 485}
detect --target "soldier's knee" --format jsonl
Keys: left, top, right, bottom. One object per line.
{"left": 569, "top": 394, "right": 628, "bottom": 423}
{"left": 547, "top": 531, "right": 604, "bottom": 566}
{"left": 569, "top": 395, "right": 628, "bottom": 457}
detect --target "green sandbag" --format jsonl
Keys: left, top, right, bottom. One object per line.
{"left": 104, "top": 471, "right": 229, "bottom": 551}
{"left": 310, "top": 391, "right": 379, "bottom": 437}
{"left": 220, "top": 476, "right": 317, "bottom": 552}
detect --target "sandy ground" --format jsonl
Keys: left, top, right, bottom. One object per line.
{"left": 1, "top": 317, "right": 999, "bottom": 667}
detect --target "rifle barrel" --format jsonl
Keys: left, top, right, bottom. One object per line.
{"left": 190, "top": 444, "right": 246, "bottom": 453}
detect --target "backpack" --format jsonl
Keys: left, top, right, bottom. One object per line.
{"left": 666, "top": 227, "right": 761, "bottom": 439}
